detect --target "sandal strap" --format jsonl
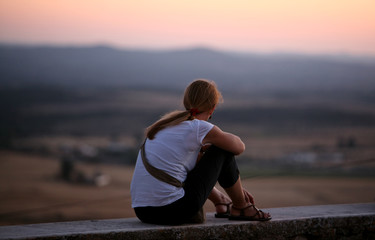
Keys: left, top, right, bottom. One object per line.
{"left": 257, "top": 209, "right": 266, "bottom": 219}
{"left": 232, "top": 204, "right": 254, "bottom": 215}
{"left": 232, "top": 204, "right": 262, "bottom": 218}
{"left": 231, "top": 204, "right": 254, "bottom": 211}
{"left": 251, "top": 205, "right": 267, "bottom": 219}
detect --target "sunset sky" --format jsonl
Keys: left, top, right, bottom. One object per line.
{"left": 0, "top": 0, "right": 374, "bottom": 55}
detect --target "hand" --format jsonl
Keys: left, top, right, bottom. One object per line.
{"left": 243, "top": 188, "right": 255, "bottom": 205}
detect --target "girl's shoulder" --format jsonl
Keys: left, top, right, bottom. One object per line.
{"left": 191, "top": 119, "right": 214, "bottom": 132}
{"left": 167, "top": 120, "right": 213, "bottom": 134}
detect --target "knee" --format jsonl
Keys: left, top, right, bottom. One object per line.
{"left": 207, "top": 145, "right": 235, "bottom": 159}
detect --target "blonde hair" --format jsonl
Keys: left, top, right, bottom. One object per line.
{"left": 146, "top": 79, "right": 223, "bottom": 139}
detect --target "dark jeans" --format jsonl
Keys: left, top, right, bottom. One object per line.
{"left": 134, "top": 145, "right": 240, "bottom": 225}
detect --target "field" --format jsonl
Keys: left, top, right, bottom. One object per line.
{"left": 1, "top": 150, "right": 374, "bottom": 226}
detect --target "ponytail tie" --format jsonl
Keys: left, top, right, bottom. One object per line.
{"left": 190, "top": 108, "right": 200, "bottom": 117}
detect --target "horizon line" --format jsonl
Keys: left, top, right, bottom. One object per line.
{"left": 1, "top": 42, "right": 375, "bottom": 59}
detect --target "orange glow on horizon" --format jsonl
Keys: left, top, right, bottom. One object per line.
{"left": 0, "top": 0, "right": 374, "bottom": 55}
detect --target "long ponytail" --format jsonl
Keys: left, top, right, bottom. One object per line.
{"left": 146, "top": 110, "right": 190, "bottom": 139}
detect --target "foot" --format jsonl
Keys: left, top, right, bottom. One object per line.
{"left": 229, "top": 204, "right": 271, "bottom": 221}
{"left": 209, "top": 188, "right": 232, "bottom": 218}
{"left": 214, "top": 202, "right": 232, "bottom": 218}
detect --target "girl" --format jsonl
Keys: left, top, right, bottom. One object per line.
{"left": 131, "top": 79, "right": 271, "bottom": 224}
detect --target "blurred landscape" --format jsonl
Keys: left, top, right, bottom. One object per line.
{"left": 1, "top": 45, "right": 375, "bottom": 225}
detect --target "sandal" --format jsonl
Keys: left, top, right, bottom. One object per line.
{"left": 214, "top": 202, "right": 232, "bottom": 218}
{"left": 228, "top": 204, "right": 272, "bottom": 221}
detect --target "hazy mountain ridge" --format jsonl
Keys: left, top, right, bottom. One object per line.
{"left": 1, "top": 45, "right": 374, "bottom": 94}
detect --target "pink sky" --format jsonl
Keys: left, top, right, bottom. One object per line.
{"left": 0, "top": 0, "right": 374, "bottom": 55}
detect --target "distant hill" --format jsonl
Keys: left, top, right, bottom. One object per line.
{"left": 1, "top": 45, "right": 375, "bottom": 94}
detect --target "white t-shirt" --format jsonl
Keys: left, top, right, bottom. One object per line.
{"left": 130, "top": 119, "right": 214, "bottom": 208}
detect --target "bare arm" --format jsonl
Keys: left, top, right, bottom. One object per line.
{"left": 202, "top": 126, "right": 245, "bottom": 155}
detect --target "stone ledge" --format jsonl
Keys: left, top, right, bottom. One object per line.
{"left": 0, "top": 203, "right": 374, "bottom": 240}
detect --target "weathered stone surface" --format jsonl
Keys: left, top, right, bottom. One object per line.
{"left": 0, "top": 203, "right": 374, "bottom": 240}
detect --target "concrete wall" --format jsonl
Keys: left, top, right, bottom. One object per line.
{"left": 0, "top": 203, "right": 374, "bottom": 240}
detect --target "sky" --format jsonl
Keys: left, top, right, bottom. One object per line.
{"left": 0, "top": 0, "right": 374, "bottom": 55}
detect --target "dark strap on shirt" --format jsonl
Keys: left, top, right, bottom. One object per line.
{"left": 140, "top": 139, "right": 185, "bottom": 188}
